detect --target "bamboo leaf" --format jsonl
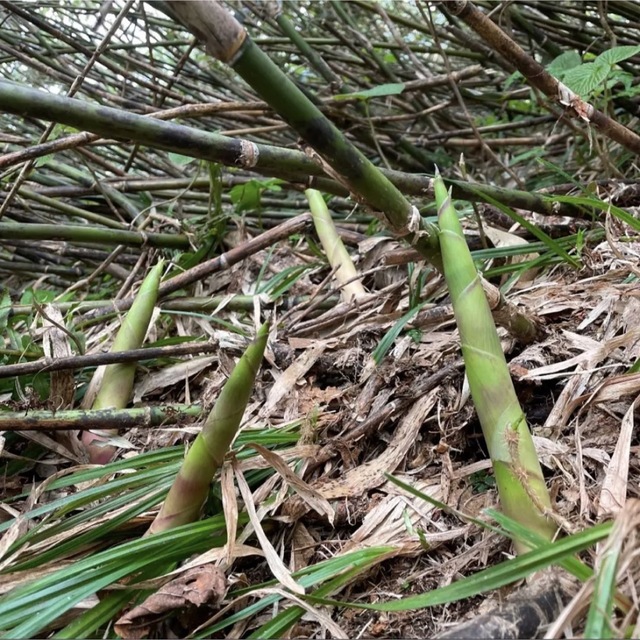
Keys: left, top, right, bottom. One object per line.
{"left": 304, "top": 526, "right": 608, "bottom": 612}
{"left": 463, "top": 185, "right": 580, "bottom": 268}
{"left": 334, "top": 82, "right": 405, "bottom": 101}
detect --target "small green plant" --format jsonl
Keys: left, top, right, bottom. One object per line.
{"left": 470, "top": 470, "right": 496, "bottom": 493}
{"left": 229, "top": 177, "right": 283, "bottom": 213}
{"left": 547, "top": 45, "right": 640, "bottom": 100}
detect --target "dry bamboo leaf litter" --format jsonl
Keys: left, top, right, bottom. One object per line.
{"left": 598, "top": 396, "right": 638, "bottom": 518}
{"left": 259, "top": 340, "right": 328, "bottom": 418}
{"left": 311, "top": 391, "right": 438, "bottom": 501}
{"left": 233, "top": 461, "right": 305, "bottom": 595}
{"left": 250, "top": 442, "right": 335, "bottom": 524}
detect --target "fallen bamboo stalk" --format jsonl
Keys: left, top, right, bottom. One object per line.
{"left": 0, "top": 404, "right": 201, "bottom": 431}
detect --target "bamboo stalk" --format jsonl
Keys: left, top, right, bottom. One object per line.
{"left": 0, "top": 341, "right": 218, "bottom": 379}
{"left": 0, "top": 405, "right": 201, "bottom": 431}
{"left": 0, "top": 222, "right": 189, "bottom": 249}
{"left": 5, "top": 294, "right": 337, "bottom": 322}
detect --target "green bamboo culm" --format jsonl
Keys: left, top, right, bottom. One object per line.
{"left": 434, "top": 174, "right": 555, "bottom": 552}
{"left": 82, "top": 260, "right": 164, "bottom": 464}
{"left": 160, "top": 0, "right": 442, "bottom": 270}
{"left": 148, "top": 322, "right": 269, "bottom": 535}
{"left": 150, "top": 1, "right": 541, "bottom": 345}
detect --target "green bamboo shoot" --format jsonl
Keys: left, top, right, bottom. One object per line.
{"left": 306, "top": 189, "right": 367, "bottom": 303}
{"left": 435, "top": 175, "right": 555, "bottom": 551}
{"left": 82, "top": 261, "right": 163, "bottom": 464}
{"left": 148, "top": 323, "right": 269, "bottom": 534}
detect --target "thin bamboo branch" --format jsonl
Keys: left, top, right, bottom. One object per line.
{"left": 0, "top": 341, "right": 218, "bottom": 379}
{"left": 0, "top": 405, "right": 201, "bottom": 431}
{"left": 443, "top": 0, "right": 640, "bottom": 155}
{"left": 5, "top": 294, "right": 336, "bottom": 322}
{"left": 81, "top": 213, "right": 314, "bottom": 325}
{"left": 0, "top": 222, "right": 189, "bottom": 249}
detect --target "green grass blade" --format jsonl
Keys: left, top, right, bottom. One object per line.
{"left": 584, "top": 515, "right": 626, "bottom": 639}
{"left": 53, "top": 590, "right": 137, "bottom": 639}
{"left": 385, "top": 473, "right": 602, "bottom": 583}
{"left": 552, "top": 194, "right": 640, "bottom": 232}
{"left": 372, "top": 299, "right": 431, "bottom": 365}
{"left": 0, "top": 520, "right": 230, "bottom": 637}
{"left": 463, "top": 185, "right": 580, "bottom": 268}
{"left": 485, "top": 509, "right": 597, "bottom": 582}
{"left": 198, "top": 547, "right": 393, "bottom": 636}
{"left": 306, "top": 526, "right": 610, "bottom": 612}
{"left": 8, "top": 485, "right": 169, "bottom": 572}
{"left": 249, "top": 559, "right": 386, "bottom": 639}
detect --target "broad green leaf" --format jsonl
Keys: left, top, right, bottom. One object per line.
{"left": 503, "top": 70, "right": 523, "bottom": 89}
{"left": 596, "top": 44, "right": 640, "bottom": 67}
{"left": 20, "top": 288, "right": 56, "bottom": 305}
{"left": 562, "top": 61, "right": 609, "bottom": 96}
{"left": 614, "top": 70, "right": 635, "bottom": 92}
{"left": 546, "top": 50, "right": 582, "bottom": 77}
{"left": 34, "top": 154, "right": 54, "bottom": 167}
{"left": 49, "top": 123, "right": 77, "bottom": 139}
{"left": 230, "top": 180, "right": 262, "bottom": 212}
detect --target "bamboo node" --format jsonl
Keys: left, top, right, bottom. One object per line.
{"left": 238, "top": 140, "right": 259, "bottom": 167}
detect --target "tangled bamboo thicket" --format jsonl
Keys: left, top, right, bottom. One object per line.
{"left": 1, "top": 1, "right": 640, "bottom": 638}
